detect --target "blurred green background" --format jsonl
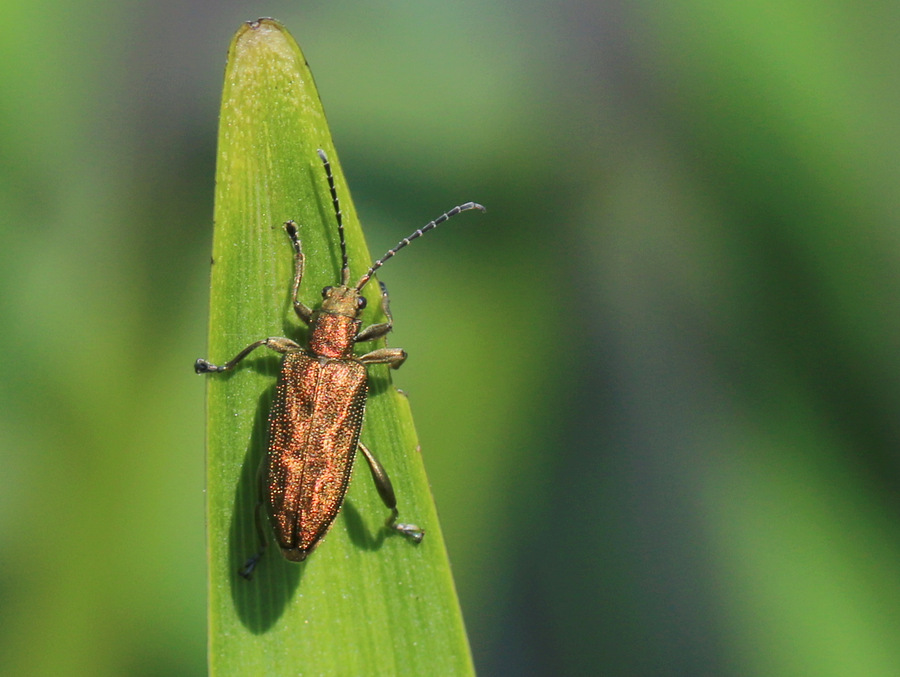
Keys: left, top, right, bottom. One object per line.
{"left": 2, "top": 1, "right": 900, "bottom": 675}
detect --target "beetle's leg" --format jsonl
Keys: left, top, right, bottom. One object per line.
{"left": 239, "top": 461, "right": 269, "bottom": 579}
{"left": 356, "top": 281, "right": 394, "bottom": 343}
{"left": 194, "top": 337, "right": 301, "bottom": 373}
{"left": 358, "top": 441, "right": 424, "bottom": 543}
{"left": 356, "top": 282, "right": 406, "bottom": 368}
{"left": 284, "top": 220, "right": 313, "bottom": 324}
{"left": 358, "top": 347, "right": 407, "bottom": 369}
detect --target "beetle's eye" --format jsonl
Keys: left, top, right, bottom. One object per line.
{"left": 357, "top": 296, "right": 367, "bottom": 309}
{"left": 321, "top": 286, "right": 332, "bottom": 298}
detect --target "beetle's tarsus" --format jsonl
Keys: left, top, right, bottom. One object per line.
{"left": 387, "top": 509, "right": 424, "bottom": 543}
{"left": 238, "top": 553, "right": 262, "bottom": 580}
{"left": 194, "top": 359, "right": 223, "bottom": 373}
{"left": 394, "top": 523, "right": 425, "bottom": 543}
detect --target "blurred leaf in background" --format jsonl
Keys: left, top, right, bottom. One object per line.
{"left": 0, "top": 1, "right": 898, "bottom": 676}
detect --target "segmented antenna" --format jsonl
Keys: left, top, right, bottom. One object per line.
{"left": 317, "top": 149, "right": 350, "bottom": 285}
{"left": 355, "top": 201, "right": 486, "bottom": 290}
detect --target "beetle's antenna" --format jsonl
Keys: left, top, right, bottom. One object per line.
{"left": 355, "top": 202, "right": 485, "bottom": 290}
{"left": 317, "top": 149, "right": 350, "bottom": 285}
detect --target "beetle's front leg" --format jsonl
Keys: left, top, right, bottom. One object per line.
{"left": 358, "top": 441, "right": 424, "bottom": 544}
{"left": 284, "top": 220, "right": 313, "bottom": 324}
{"left": 356, "top": 281, "right": 395, "bottom": 343}
{"left": 195, "top": 336, "right": 301, "bottom": 373}
{"left": 357, "top": 281, "right": 406, "bottom": 368}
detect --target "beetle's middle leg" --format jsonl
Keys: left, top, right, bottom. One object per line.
{"left": 358, "top": 441, "right": 424, "bottom": 543}
{"left": 194, "top": 336, "right": 301, "bottom": 373}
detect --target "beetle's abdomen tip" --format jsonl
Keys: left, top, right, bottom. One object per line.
{"left": 282, "top": 548, "right": 309, "bottom": 562}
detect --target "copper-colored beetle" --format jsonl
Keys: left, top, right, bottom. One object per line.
{"left": 196, "top": 150, "right": 483, "bottom": 577}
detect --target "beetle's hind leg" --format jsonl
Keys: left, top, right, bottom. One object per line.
{"left": 238, "top": 459, "right": 270, "bottom": 579}
{"left": 388, "top": 509, "right": 426, "bottom": 543}
{"left": 358, "top": 441, "right": 424, "bottom": 544}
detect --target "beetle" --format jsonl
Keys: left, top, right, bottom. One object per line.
{"left": 196, "top": 149, "right": 484, "bottom": 577}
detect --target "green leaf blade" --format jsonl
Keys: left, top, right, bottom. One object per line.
{"left": 204, "top": 19, "right": 474, "bottom": 676}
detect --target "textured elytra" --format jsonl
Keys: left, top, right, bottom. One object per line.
{"left": 267, "top": 352, "right": 368, "bottom": 560}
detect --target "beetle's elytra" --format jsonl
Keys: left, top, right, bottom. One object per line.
{"left": 196, "top": 150, "right": 484, "bottom": 578}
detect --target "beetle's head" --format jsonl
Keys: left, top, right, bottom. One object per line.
{"left": 318, "top": 284, "right": 367, "bottom": 319}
